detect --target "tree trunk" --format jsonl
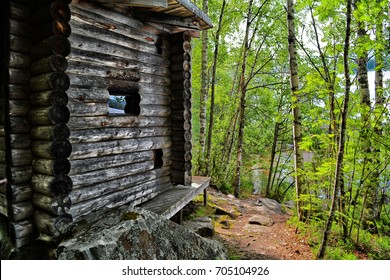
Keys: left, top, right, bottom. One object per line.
{"left": 316, "top": 0, "right": 352, "bottom": 259}
{"left": 287, "top": 0, "right": 305, "bottom": 220}
{"left": 206, "top": 0, "right": 226, "bottom": 175}
{"left": 233, "top": 0, "right": 253, "bottom": 198}
{"left": 354, "top": 0, "right": 378, "bottom": 233}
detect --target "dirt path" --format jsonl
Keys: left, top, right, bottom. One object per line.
{"left": 184, "top": 188, "right": 314, "bottom": 260}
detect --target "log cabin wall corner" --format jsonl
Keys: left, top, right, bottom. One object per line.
{"left": 1, "top": 0, "right": 212, "bottom": 248}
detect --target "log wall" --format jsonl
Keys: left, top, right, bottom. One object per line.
{"left": 170, "top": 31, "right": 192, "bottom": 186}
{"left": 29, "top": 0, "right": 73, "bottom": 240}
{"left": 1, "top": 1, "right": 38, "bottom": 248}
{"left": 65, "top": 1, "right": 174, "bottom": 221}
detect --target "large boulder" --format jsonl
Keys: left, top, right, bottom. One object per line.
{"left": 57, "top": 207, "right": 227, "bottom": 260}
{"left": 182, "top": 217, "right": 214, "bottom": 237}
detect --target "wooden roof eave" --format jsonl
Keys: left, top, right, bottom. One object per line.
{"left": 93, "top": 0, "right": 213, "bottom": 31}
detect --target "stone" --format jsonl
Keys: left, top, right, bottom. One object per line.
{"left": 57, "top": 207, "right": 227, "bottom": 260}
{"left": 255, "top": 198, "right": 283, "bottom": 214}
{"left": 182, "top": 217, "right": 214, "bottom": 237}
{"left": 215, "top": 206, "right": 239, "bottom": 219}
{"left": 243, "top": 224, "right": 272, "bottom": 233}
{"left": 248, "top": 215, "right": 274, "bottom": 226}
{"left": 219, "top": 220, "right": 231, "bottom": 229}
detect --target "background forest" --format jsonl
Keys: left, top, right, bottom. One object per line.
{"left": 190, "top": 0, "right": 390, "bottom": 259}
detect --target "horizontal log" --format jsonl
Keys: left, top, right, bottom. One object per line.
{"left": 68, "top": 33, "right": 169, "bottom": 67}
{"left": 31, "top": 89, "right": 68, "bottom": 107}
{"left": 67, "top": 87, "right": 109, "bottom": 103}
{"left": 32, "top": 173, "right": 72, "bottom": 197}
{"left": 31, "top": 124, "right": 70, "bottom": 141}
{"left": 171, "top": 151, "right": 192, "bottom": 162}
{"left": 139, "top": 83, "right": 171, "bottom": 96}
{"left": 9, "top": 84, "right": 30, "bottom": 100}
{"left": 171, "top": 120, "right": 191, "bottom": 132}
{"left": 67, "top": 64, "right": 169, "bottom": 87}
{"left": 69, "top": 127, "right": 170, "bottom": 143}
{"left": 70, "top": 1, "right": 163, "bottom": 37}
{"left": 140, "top": 93, "right": 170, "bottom": 105}
{"left": 170, "top": 170, "right": 185, "bottom": 184}
{"left": 10, "top": 2, "right": 31, "bottom": 22}
{"left": 34, "top": 209, "right": 73, "bottom": 239}
{"left": 9, "top": 19, "right": 32, "bottom": 37}
{"left": 0, "top": 150, "right": 6, "bottom": 164}
{"left": 67, "top": 73, "right": 108, "bottom": 89}
{"left": 70, "top": 175, "right": 171, "bottom": 220}
{"left": 70, "top": 167, "right": 170, "bottom": 205}
{"left": 68, "top": 48, "right": 170, "bottom": 77}
{"left": 171, "top": 131, "right": 192, "bottom": 142}
{"left": 30, "top": 72, "right": 70, "bottom": 92}
{"left": 171, "top": 89, "right": 191, "bottom": 101}
{"left": 9, "top": 219, "right": 38, "bottom": 248}
{"left": 33, "top": 192, "right": 71, "bottom": 215}
{"left": 9, "top": 117, "right": 31, "bottom": 134}
{"left": 69, "top": 150, "right": 153, "bottom": 175}
{"left": 171, "top": 109, "right": 191, "bottom": 122}
{"left": 171, "top": 61, "right": 191, "bottom": 72}
{"left": 171, "top": 70, "right": 191, "bottom": 81}
{"left": 71, "top": 160, "right": 154, "bottom": 189}
{"left": 8, "top": 200, "right": 34, "bottom": 222}
{"left": 0, "top": 137, "right": 5, "bottom": 151}
{"left": 9, "top": 68, "right": 31, "bottom": 85}
{"left": 8, "top": 100, "right": 30, "bottom": 116}
{"left": 67, "top": 115, "right": 170, "bottom": 130}
{"left": 9, "top": 51, "right": 31, "bottom": 68}
{"left": 32, "top": 1, "right": 71, "bottom": 26}
{"left": 70, "top": 18, "right": 162, "bottom": 56}
{"left": 31, "top": 55, "right": 68, "bottom": 75}
{"left": 33, "top": 158, "right": 71, "bottom": 175}
{"left": 171, "top": 141, "right": 192, "bottom": 153}
{"left": 171, "top": 52, "right": 191, "bottom": 64}
{"left": 170, "top": 79, "right": 191, "bottom": 91}
{"left": 171, "top": 99, "right": 191, "bottom": 110}
{"left": 31, "top": 140, "right": 72, "bottom": 159}
{"left": 6, "top": 183, "right": 33, "bottom": 203}
{"left": 34, "top": 20, "right": 72, "bottom": 43}
{"left": 10, "top": 149, "right": 33, "bottom": 167}
{"left": 70, "top": 136, "right": 171, "bottom": 160}
{"left": 10, "top": 134, "right": 31, "bottom": 149}
{"left": 67, "top": 102, "right": 108, "bottom": 117}
{"left": 69, "top": 4, "right": 169, "bottom": 46}
{"left": 9, "top": 34, "right": 31, "bottom": 53}
{"left": 29, "top": 104, "right": 70, "bottom": 125}
{"left": 31, "top": 36, "right": 71, "bottom": 61}
{"left": 6, "top": 165, "right": 33, "bottom": 185}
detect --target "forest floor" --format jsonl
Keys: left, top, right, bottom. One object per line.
{"left": 183, "top": 188, "right": 314, "bottom": 260}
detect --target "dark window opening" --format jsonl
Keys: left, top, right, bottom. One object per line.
{"left": 108, "top": 90, "right": 141, "bottom": 116}
{"left": 153, "top": 149, "right": 163, "bottom": 169}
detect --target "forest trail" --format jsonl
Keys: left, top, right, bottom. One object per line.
{"left": 184, "top": 188, "right": 314, "bottom": 260}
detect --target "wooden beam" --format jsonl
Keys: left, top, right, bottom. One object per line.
{"left": 94, "top": 0, "right": 168, "bottom": 7}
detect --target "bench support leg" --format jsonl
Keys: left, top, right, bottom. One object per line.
{"left": 203, "top": 189, "right": 208, "bottom": 206}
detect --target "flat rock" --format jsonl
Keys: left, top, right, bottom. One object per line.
{"left": 248, "top": 215, "right": 274, "bottom": 226}
{"left": 243, "top": 224, "right": 272, "bottom": 233}
{"left": 182, "top": 217, "right": 214, "bottom": 237}
{"left": 57, "top": 207, "right": 227, "bottom": 260}
{"left": 215, "top": 206, "right": 239, "bottom": 219}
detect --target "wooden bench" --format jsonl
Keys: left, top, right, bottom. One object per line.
{"left": 140, "top": 176, "right": 210, "bottom": 223}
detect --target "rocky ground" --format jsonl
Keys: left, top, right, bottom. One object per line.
{"left": 182, "top": 188, "right": 314, "bottom": 260}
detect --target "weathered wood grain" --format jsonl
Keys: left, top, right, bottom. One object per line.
{"left": 30, "top": 72, "right": 70, "bottom": 92}
{"left": 9, "top": 34, "right": 31, "bottom": 53}
{"left": 9, "top": 84, "right": 30, "bottom": 100}
{"left": 9, "top": 68, "right": 31, "bottom": 85}
{"left": 69, "top": 150, "right": 153, "bottom": 175}
{"left": 34, "top": 20, "right": 72, "bottom": 43}
{"left": 6, "top": 183, "right": 33, "bottom": 204}
{"left": 67, "top": 115, "right": 170, "bottom": 130}
{"left": 10, "top": 148, "right": 32, "bottom": 167}
{"left": 33, "top": 158, "right": 71, "bottom": 175}
{"left": 70, "top": 136, "right": 171, "bottom": 160}
{"left": 32, "top": 0, "right": 71, "bottom": 26}
{"left": 29, "top": 104, "right": 70, "bottom": 125}
{"left": 31, "top": 89, "right": 68, "bottom": 106}
{"left": 8, "top": 200, "right": 34, "bottom": 222}
{"left": 69, "top": 166, "right": 169, "bottom": 204}
{"left": 32, "top": 173, "right": 72, "bottom": 197}
{"left": 31, "top": 36, "right": 71, "bottom": 60}
{"left": 34, "top": 209, "right": 73, "bottom": 239}
{"left": 31, "top": 124, "right": 70, "bottom": 141}
{"left": 6, "top": 166, "right": 33, "bottom": 185}
{"left": 31, "top": 140, "right": 72, "bottom": 159}
{"left": 33, "top": 192, "right": 71, "bottom": 215}
{"left": 9, "top": 51, "right": 31, "bottom": 68}
{"left": 9, "top": 117, "right": 31, "bottom": 134}
{"left": 9, "top": 219, "right": 37, "bottom": 248}
{"left": 31, "top": 54, "right": 68, "bottom": 75}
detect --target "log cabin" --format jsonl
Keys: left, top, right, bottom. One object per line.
{"left": 0, "top": 0, "right": 212, "bottom": 248}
